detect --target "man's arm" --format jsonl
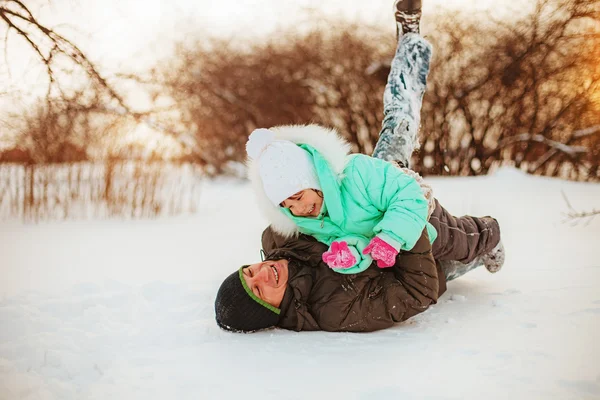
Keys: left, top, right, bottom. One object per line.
{"left": 315, "top": 228, "right": 440, "bottom": 332}
{"left": 261, "top": 226, "right": 327, "bottom": 266}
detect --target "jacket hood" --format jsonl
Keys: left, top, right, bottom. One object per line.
{"left": 247, "top": 124, "right": 352, "bottom": 238}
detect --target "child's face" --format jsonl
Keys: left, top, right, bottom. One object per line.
{"left": 281, "top": 189, "right": 323, "bottom": 217}
{"left": 241, "top": 259, "right": 289, "bottom": 308}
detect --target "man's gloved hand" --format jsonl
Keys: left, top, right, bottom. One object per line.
{"left": 363, "top": 236, "right": 399, "bottom": 268}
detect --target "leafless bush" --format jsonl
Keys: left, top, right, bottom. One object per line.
{"left": 9, "top": 92, "right": 128, "bottom": 163}
{"left": 418, "top": 0, "right": 600, "bottom": 180}
{"left": 155, "top": 21, "right": 390, "bottom": 174}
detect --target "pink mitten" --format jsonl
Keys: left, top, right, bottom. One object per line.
{"left": 363, "top": 236, "right": 398, "bottom": 268}
{"left": 322, "top": 241, "right": 357, "bottom": 269}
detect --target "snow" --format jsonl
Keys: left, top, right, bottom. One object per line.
{"left": 1, "top": 167, "right": 599, "bottom": 400}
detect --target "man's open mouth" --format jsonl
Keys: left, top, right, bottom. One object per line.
{"left": 270, "top": 265, "right": 279, "bottom": 284}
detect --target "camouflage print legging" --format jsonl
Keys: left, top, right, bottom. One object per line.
{"left": 372, "top": 33, "right": 432, "bottom": 167}
{"left": 371, "top": 35, "right": 499, "bottom": 282}
{"left": 376, "top": 34, "right": 436, "bottom": 220}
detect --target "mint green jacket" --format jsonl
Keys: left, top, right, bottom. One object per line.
{"left": 282, "top": 144, "right": 437, "bottom": 274}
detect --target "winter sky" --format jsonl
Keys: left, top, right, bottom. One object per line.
{"left": 1, "top": 0, "right": 522, "bottom": 104}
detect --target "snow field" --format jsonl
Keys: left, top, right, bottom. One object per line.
{"left": 0, "top": 168, "right": 599, "bottom": 399}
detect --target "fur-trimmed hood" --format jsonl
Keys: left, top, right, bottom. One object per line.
{"left": 247, "top": 124, "right": 352, "bottom": 238}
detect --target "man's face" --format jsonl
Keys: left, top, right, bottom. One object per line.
{"left": 241, "top": 259, "right": 289, "bottom": 308}
{"left": 281, "top": 189, "right": 323, "bottom": 217}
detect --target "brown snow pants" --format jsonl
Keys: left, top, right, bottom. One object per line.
{"left": 429, "top": 199, "right": 501, "bottom": 264}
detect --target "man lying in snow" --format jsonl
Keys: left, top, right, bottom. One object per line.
{"left": 216, "top": 217, "right": 504, "bottom": 333}
{"left": 214, "top": 0, "right": 505, "bottom": 333}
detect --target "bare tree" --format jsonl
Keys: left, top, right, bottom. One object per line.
{"left": 0, "top": 0, "right": 125, "bottom": 104}
{"left": 0, "top": 0, "right": 182, "bottom": 161}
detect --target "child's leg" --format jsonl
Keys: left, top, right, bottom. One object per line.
{"left": 429, "top": 199, "right": 501, "bottom": 264}
{"left": 372, "top": 33, "right": 432, "bottom": 167}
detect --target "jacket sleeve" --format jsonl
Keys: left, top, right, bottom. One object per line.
{"left": 387, "top": 228, "right": 440, "bottom": 322}
{"left": 315, "top": 228, "right": 440, "bottom": 332}
{"left": 261, "top": 226, "right": 327, "bottom": 266}
{"left": 348, "top": 155, "right": 429, "bottom": 252}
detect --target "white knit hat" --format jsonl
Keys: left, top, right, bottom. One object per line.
{"left": 246, "top": 128, "right": 321, "bottom": 206}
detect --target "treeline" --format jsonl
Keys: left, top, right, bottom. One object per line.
{"left": 154, "top": 0, "right": 599, "bottom": 180}
{"left": 2, "top": 0, "right": 598, "bottom": 182}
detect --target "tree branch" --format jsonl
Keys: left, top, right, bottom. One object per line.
{"left": 562, "top": 191, "right": 599, "bottom": 224}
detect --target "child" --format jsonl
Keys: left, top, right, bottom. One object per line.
{"left": 247, "top": 125, "right": 434, "bottom": 274}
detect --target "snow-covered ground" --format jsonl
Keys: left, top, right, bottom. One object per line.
{"left": 1, "top": 167, "right": 599, "bottom": 400}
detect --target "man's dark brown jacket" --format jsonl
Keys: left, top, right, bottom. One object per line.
{"left": 262, "top": 226, "right": 447, "bottom": 332}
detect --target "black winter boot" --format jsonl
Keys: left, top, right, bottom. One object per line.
{"left": 395, "top": 0, "right": 422, "bottom": 38}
